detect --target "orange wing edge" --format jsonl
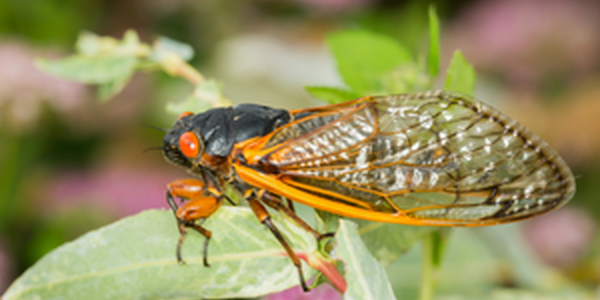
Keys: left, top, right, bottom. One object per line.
{"left": 234, "top": 164, "right": 498, "bottom": 227}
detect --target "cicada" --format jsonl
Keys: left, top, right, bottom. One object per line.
{"left": 162, "top": 90, "right": 575, "bottom": 290}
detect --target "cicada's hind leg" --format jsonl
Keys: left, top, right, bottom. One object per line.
{"left": 258, "top": 190, "right": 335, "bottom": 241}
{"left": 166, "top": 178, "right": 223, "bottom": 267}
{"left": 244, "top": 190, "right": 310, "bottom": 292}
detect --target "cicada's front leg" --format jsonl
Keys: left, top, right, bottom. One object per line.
{"left": 166, "top": 178, "right": 223, "bottom": 267}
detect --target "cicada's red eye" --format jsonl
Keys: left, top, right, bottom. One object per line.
{"left": 179, "top": 131, "right": 200, "bottom": 158}
{"left": 178, "top": 111, "right": 194, "bottom": 120}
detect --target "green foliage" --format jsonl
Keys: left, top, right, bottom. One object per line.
{"left": 337, "top": 220, "right": 397, "bottom": 300}
{"left": 326, "top": 30, "right": 413, "bottom": 95}
{"left": 449, "top": 289, "right": 593, "bottom": 300}
{"left": 307, "top": 5, "right": 453, "bottom": 104}
{"left": 386, "top": 227, "right": 593, "bottom": 300}
{"left": 166, "top": 80, "right": 223, "bottom": 115}
{"left": 0, "top": 0, "right": 93, "bottom": 44}
{"left": 36, "top": 31, "right": 147, "bottom": 102}
{"left": 431, "top": 228, "right": 450, "bottom": 268}
{"left": 25, "top": 6, "right": 484, "bottom": 299}
{"left": 356, "top": 221, "right": 433, "bottom": 265}
{"left": 305, "top": 86, "right": 360, "bottom": 104}
{"left": 304, "top": 6, "right": 479, "bottom": 300}
{"left": 35, "top": 30, "right": 227, "bottom": 109}
{"left": 150, "top": 36, "right": 195, "bottom": 62}
{"left": 36, "top": 56, "right": 137, "bottom": 85}
{"left": 3, "top": 209, "right": 318, "bottom": 300}
{"left": 445, "top": 50, "right": 476, "bottom": 95}
{"left": 426, "top": 6, "right": 441, "bottom": 77}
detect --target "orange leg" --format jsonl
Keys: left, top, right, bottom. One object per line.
{"left": 259, "top": 190, "right": 335, "bottom": 241}
{"left": 245, "top": 190, "right": 310, "bottom": 292}
{"left": 176, "top": 218, "right": 212, "bottom": 266}
{"left": 167, "top": 179, "right": 223, "bottom": 267}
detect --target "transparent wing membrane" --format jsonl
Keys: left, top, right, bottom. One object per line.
{"left": 245, "top": 91, "right": 575, "bottom": 225}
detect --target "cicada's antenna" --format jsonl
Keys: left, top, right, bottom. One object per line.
{"left": 143, "top": 146, "right": 164, "bottom": 153}
{"left": 141, "top": 124, "right": 169, "bottom": 132}
{"left": 141, "top": 124, "right": 168, "bottom": 154}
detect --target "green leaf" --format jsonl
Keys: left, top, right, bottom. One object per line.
{"left": 39, "top": 30, "right": 149, "bottom": 102}
{"left": 96, "top": 72, "right": 134, "bottom": 102}
{"left": 380, "top": 63, "right": 433, "bottom": 94}
{"left": 75, "top": 30, "right": 147, "bottom": 58}
{"left": 36, "top": 56, "right": 138, "bottom": 84}
{"left": 75, "top": 31, "right": 104, "bottom": 56}
{"left": 426, "top": 5, "right": 441, "bottom": 77}
{"left": 151, "top": 36, "right": 195, "bottom": 62}
{"left": 118, "top": 30, "right": 144, "bottom": 56}
{"left": 315, "top": 210, "right": 341, "bottom": 236}
{"left": 3, "top": 208, "right": 318, "bottom": 300}
{"left": 337, "top": 220, "right": 396, "bottom": 300}
{"left": 305, "top": 86, "right": 361, "bottom": 104}
{"left": 166, "top": 80, "right": 225, "bottom": 115}
{"left": 327, "top": 30, "right": 412, "bottom": 94}
{"left": 444, "top": 50, "right": 476, "bottom": 95}
{"left": 356, "top": 221, "right": 433, "bottom": 265}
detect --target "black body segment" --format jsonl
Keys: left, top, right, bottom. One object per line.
{"left": 163, "top": 104, "right": 291, "bottom": 162}
{"left": 190, "top": 107, "right": 235, "bottom": 157}
{"left": 232, "top": 104, "right": 291, "bottom": 143}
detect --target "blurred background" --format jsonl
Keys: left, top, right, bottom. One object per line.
{"left": 0, "top": 0, "right": 599, "bottom": 299}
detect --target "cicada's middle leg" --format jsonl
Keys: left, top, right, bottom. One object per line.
{"left": 244, "top": 189, "right": 339, "bottom": 292}
{"left": 258, "top": 190, "right": 335, "bottom": 241}
{"left": 166, "top": 178, "right": 223, "bottom": 267}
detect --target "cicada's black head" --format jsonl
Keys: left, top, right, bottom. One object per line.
{"left": 162, "top": 111, "right": 204, "bottom": 171}
{"left": 162, "top": 107, "right": 236, "bottom": 172}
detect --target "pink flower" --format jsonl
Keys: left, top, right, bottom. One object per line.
{"left": 444, "top": 0, "right": 600, "bottom": 86}
{"left": 524, "top": 207, "right": 596, "bottom": 268}
{"left": 265, "top": 282, "right": 342, "bottom": 300}
{"left": 44, "top": 164, "right": 183, "bottom": 217}
{"left": 0, "top": 41, "right": 88, "bottom": 132}
{"left": 291, "top": 0, "right": 373, "bottom": 12}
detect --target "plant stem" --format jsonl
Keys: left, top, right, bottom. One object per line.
{"left": 420, "top": 232, "right": 434, "bottom": 300}
{"left": 161, "top": 55, "right": 205, "bottom": 85}
{"left": 176, "top": 63, "right": 205, "bottom": 85}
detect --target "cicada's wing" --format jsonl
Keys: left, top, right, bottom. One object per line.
{"left": 238, "top": 90, "right": 575, "bottom": 226}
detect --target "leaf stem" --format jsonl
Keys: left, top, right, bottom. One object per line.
{"left": 161, "top": 54, "right": 205, "bottom": 85}
{"left": 176, "top": 63, "right": 205, "bottom": 85}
